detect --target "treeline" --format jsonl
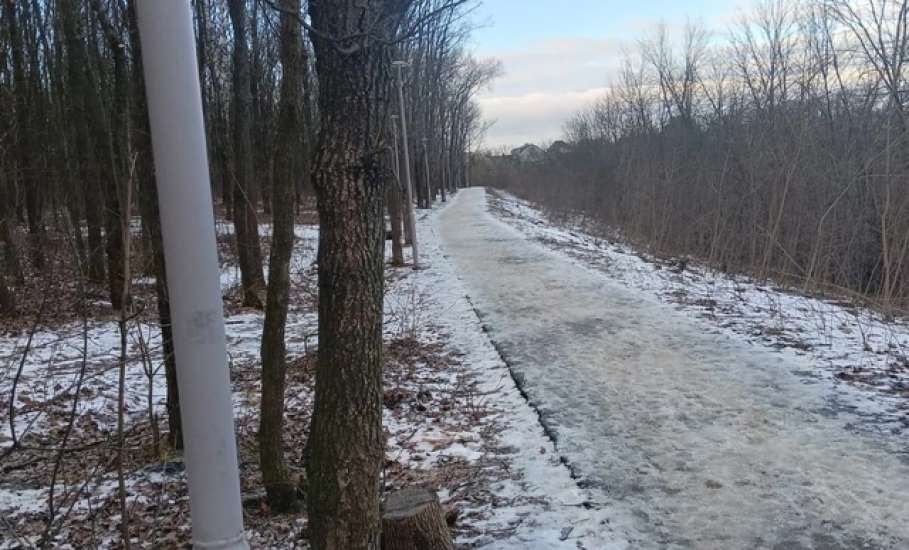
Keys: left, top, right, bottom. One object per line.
{"left": 482, "top": 0, "right": 909, "bottom": 311}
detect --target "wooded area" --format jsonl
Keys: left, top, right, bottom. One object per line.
{"left": 479, "top": 0, "right": 909, "bottom": 312}
{"left": 4, "top": 0, "right": 909, "bottom": 548}
{"left": 0, "top": 0, "right": 495, "bottom": 320}
{"left": 0, "top": 0, "right": 495, "bottom": 547}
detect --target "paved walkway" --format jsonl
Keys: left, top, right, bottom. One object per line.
{"left": 437, "top": 188, "right": 909, "bottom": 550}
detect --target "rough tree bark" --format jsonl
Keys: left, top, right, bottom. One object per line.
{"left": 387, "top": 181, "right": 405, "bottom": 267}
{"left": 259, "top": 0, "right": 304, "bottom": 513}
{"left": 227, "top": 0, "right": 266, "bottom": 309}
{"left": 381, "top": 488, "right": 453, "bottom": 550}
{"left": 305, "top": 0, "right": 399, "bottom": 547}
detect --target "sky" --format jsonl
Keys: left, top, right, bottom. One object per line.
{"left": 469, "top": 0, "right": 749, "bottom": 149}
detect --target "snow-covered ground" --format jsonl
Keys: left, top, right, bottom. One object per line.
{"left": 413, "top": 205, "right": 623, "bottom": 549}
{"left": 9, "top": 186, "right": 906, "bottom": 549}
{"left": 487, "top": 189, "right": 909, "bottom": 436}
{"left": 0, "top": 200, "right": 608, "bottom": 548}
{"left": 439, "top": 188, "right": 909, "bottom": 550}
{"left": 0, "top": 224, "right": 320, "bottom": 450}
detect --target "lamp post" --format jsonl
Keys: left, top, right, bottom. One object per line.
{"left": 421, "top": 137, "right": 433, "bottom": 206}
{"left": 392, "top": 60, "right": 420, "bottom": 269}
{"left": 391, "top": 115, "right": 413, "bottom": 246}
{"left": 465, "top": 150, "right": 471, "bottom": 188}
{"left": 134, "top": 2, "right": 248, "bottom": 548}
{"left": 465, "top": 134, "right": 471, "bottom": 189}
{"left": 390, "top": 115, "right": 401, "bottom": 180}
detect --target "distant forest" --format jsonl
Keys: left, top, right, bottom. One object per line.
{"left": 477, "top": 0, "right": 909, "bottom": 312}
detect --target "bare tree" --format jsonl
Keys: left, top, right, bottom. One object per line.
{"left": 305, "top": 0, "right": 405, "bottom": 545}
{"left": 228, "top": 0, "right": 267, "bottom": 309}
{"left": 481, "top": 2, "right": 909, "bottom": 310}
{"left": 259, "top": 0, "right": 305, "bottom": 513}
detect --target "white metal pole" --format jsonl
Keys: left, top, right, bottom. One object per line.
{"left": 465, "top": 151, "right": 470, "bottom": 188}
{"left": 393, "top": 61, "right": 420, "bottom": 269}
{"left": 391, "top": 114, "right": 413, "bottom": 246}
{"left": 390, "top": 115, "right": 401, "bottom": 181}
{"left": 465, "top": 136, "right": 471, "bottom": 189}
{"left": 135, "top": 2, "right": 248, "bottom": 549}
{"left": 421, "top": 137, "right": 431, "bottom": 206}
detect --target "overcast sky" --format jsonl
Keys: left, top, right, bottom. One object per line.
{"left": 469, "top": 1, "right": 748, "bottom": 149}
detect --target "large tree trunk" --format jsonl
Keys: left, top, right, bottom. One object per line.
{"left": 306, "top": 1, "right": 399, "bottom": 548}
{"left": 259, "top": 0, "right": 303, "bottom": 513}
{"left": 387, "top": 181, "right": 405, "bottom": 267}
{"left": 228, "top": 0, "right": 266, "bottom": 309}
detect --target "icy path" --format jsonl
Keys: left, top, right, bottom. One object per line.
{"left": 437, "top": 188, "right": 909, "bottom": 550}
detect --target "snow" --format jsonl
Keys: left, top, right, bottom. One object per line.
{"left": 488, "top": 189, "right": 909, "bottom": 436}
{"left": 0, "top": 487, "right": 45, "bottom": 516}
{"left": 0, "top": 223, "right": 320, "bottom": 450}
{"left": 0, "top": 222, "right": 322, "bottom": 549}
{"left": 9, "top": 185, "right": 905, "bottom": 548}
{"left": 405, "top": 205, "right": 626, "bottom": 548}
{"left": 446, "top": 188, "right": 909, "bottom": 549}
{"left": 1, "top": 203, "right": 610, "bottom": 548}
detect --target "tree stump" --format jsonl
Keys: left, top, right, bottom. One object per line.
{"left": 381, "top": 487, "right": 454, "bottom": 550}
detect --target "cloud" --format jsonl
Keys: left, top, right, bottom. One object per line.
{"left": 478, "top": 88, "right": 609, "bottom": 149}
{"left": 473, "top": 2, "right": 751, "bottom": 149}
{"left": 477, "top": 36, "right": 621, "bottom": 148}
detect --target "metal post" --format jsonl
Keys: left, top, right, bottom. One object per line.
{"left": 421, "top": 137, "right": 432, "bottom": 207}
{"left": 465, "top": 150, "right": 471, "bottom": 188}
{"left": 390, "top": 115, "right": 401, "bottom": 182}
{"left": 393, "top": 61, "right": 420, "bottom": 269}
{"left": 465, "top": 136, "right": 471, "bottom": 189}
{"left": 134, "top": 2, "right": 248, "bottom": 549}
{"left": 391, "top": 115, "right": 413, "bottom": 246}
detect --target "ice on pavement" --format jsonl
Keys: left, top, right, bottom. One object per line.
{"left": 438, "top": 188, "right": 909, "bottom": 550}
